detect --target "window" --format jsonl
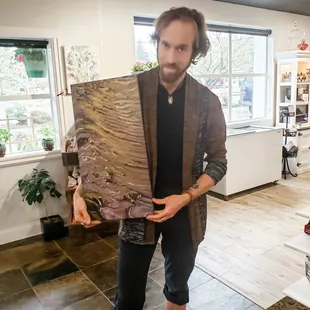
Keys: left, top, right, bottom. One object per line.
{"left": 134, "top": 17, "right": 272, "bottom": 122}
{"left": 0, "top": 38, "right": 59, "bottom": 156}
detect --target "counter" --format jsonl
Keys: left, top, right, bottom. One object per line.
{"left": 207, "top": 126, "right": 283, "bottom": 200}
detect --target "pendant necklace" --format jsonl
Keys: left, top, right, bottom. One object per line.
{"left": 159, "top": 76, "right": 186, "bottom": 105}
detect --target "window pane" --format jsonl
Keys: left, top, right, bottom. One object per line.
{"left": 134, "top": 25, "right": 157, "bottom": 62}
{"left": 189, "top": 31, "right": 229, "bottom": 75}
{"left": 197, "top": 77, "right": 229, "bottom": 120}
{"left": 0, "top": 99, "right": 55, "bottom": 154}
{"left": 232, "top": 34, "right": 267, "bottom": 74}
{"left": 0, "top": 47, "right": 50, "bottom": 96}
{"left": 231, "top": 77, "right": 266, "bottom": 121}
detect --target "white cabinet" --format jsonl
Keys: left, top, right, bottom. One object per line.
{"left": 209, "top": 126, "right": 283, "bottom": 199}
{"left": 297, "top": 129, "right": 310, "bottom": 172}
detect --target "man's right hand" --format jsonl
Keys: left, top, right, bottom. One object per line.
{"left": 72, "top": 189, "right": 91, "bottom": 226}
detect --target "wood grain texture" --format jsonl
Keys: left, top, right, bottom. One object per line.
{"left": 71, "top": 75, "right": 153, "bottom": 221}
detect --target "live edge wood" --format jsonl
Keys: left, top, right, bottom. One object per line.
{"left": 71, "top": 75, "right": 153, "bottom": 221}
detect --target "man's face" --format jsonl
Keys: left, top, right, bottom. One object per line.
{"left": 157, "top": 20, "right": 195, "bottom": 84}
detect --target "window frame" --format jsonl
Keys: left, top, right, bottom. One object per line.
{"left": 133, "top": 16, "right": 273, "bottom": 123}
{"left": 0, "top": 37, "right": 62, "bottom": 162}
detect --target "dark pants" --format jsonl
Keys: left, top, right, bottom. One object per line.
{"left": 114, "top": 207, "right": 197, "bottom": 310}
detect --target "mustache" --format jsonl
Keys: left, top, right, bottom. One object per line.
{"left": 162, "top": 64, "right": 178, "bottom": 69}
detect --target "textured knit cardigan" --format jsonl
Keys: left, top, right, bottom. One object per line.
{"left": 118, "top": 67, "right": 228, "bottom": 248}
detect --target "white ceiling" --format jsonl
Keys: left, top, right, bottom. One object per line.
{"left": 213, "top": 0, "right": 310, "bottom": 16}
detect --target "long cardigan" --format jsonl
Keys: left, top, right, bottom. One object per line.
{"left": 118, "top": 67, "right": 227, "bottom": 248}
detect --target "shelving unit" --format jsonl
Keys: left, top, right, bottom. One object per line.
{"left": 276, "top": 51, "right": 310, "bottom": 174}
{"left": 283, "top": 207, "right": 310, "bottom": 307}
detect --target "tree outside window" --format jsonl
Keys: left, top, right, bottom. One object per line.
{"left": 134, "top": 20, "right": 270, "bottom": 122}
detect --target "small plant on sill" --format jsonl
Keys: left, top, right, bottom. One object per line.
{"left": 0, "top": 128, "right": 13, "bottom": 158}
{"left": 38, "top": 125, "right": 57, "bottom": 151}
{"left": 132, "top": 61, "right": 158, "bottom": 73}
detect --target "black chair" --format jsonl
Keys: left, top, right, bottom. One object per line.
{"left": 282, "top": 145, "right": 298, "bottom": 179}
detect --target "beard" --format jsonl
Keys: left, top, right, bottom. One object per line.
{"left": 159, "top": 63, "right": 188, "bottom": 84}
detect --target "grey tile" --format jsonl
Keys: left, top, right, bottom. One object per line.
{"left": 152, "top": 303, "right": 165, "bottom": 310}
{"left": 0, "top": 289, "right": 43, "bottom": 310}
{"left": 67, "top": 239, "right": 117, "bottom": 268}
{"left": 34, "top": 271, "right": 99, "bottom": 310}
{"left": 149, "top": 266, "right": 165, "bottom": 287}
{"left": 145, "top": 277, "right": 163, "bottom": 299}
{"left": 63, "top": 293, "right": 113, "bottom": 310}
{"left": 149, "top": 245, "right": 164, "bottom": 272}
{"left": 188, "top": 267, "right": 213, "bottom": 290}
{"left": 22, "top": 253, "right": 78, "bottom": 286}
{"left": 82, "top": 257, "right": 118, "bottom": 293}
{"left": 247, "top": 304, "right": 264, "bottom": 310}
{"left": 0, "top": 269, "right": 30, "bottom": 299}
{"left": 189, "top": 279, "right": 252, "bottom": 310}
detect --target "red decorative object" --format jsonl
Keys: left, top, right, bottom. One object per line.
{"left": 305, "top": 221, "right": 310, "bottom": 235}
{"left": 298, "top": 40, "right": 309, "bottom": 51}
{"left": 17, "top": 55, "right": 24, "bottom": 62}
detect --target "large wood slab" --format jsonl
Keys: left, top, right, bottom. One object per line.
{"left": 71, "top": 75, "right": 153, "bottom": 221}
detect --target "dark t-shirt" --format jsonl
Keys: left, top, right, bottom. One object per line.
{"left": 154, "top": 80, "right": 186, "bottom": 201}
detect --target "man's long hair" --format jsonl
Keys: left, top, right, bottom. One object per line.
{"left": 151, "top": 7, "right": 211, "bottom": 65}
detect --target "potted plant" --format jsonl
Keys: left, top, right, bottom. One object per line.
{"left": 132, "top": 61, "right": 158, "bottom": 74}
{"left": 0, "top": 129, "right": 13, "bottom": 157}
{"left": 38, "top": 126, "right": 56, "bottom": 151}
{"left": 18, "top": 168, "right": 68, "bottom": 241}
{"left": 15, "top": 48, "right": 47, "bottom": 78}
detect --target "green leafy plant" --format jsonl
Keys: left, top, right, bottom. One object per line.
{"left": 15, "top": 48, "right": 46, "bottom": 62}
{"left": 0, "top": 128, "right": 13, "bottom": 143}
{"left": 132, "top": 61, "right": 158, "bottom": 72}
{"left": 18, "top": 168, "right": 62, "bottom": 218}
{"left": 38, "top": 126, "right": 56, "bottom": 140}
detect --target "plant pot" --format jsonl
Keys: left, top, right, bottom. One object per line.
{"left": 23, "top": 59, "right": 47, "bottom": 78}
{"left": 42, "top": 138, "right": 54, "bottom": 151}
{"left": 40, "top": 214, "right": 68, "bottom": 241}
{"left": 0, "top": 144, "right": 6, "bottom": 157}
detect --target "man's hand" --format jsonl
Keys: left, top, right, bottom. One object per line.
{"left": 146, "top": 194, "right": 191, "bottom": 223}
{"left": 72, "top": 194, "right": 92, "bottom": 226}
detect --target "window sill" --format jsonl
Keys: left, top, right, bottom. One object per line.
{"left": 0, "top": 149, "right": 61, "bottom": 168}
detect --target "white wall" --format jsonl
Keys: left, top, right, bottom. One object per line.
{"left": 0, "top": 0, "right": 309, "bottom": 244}
{"left": 0, "top": 156, "right": 68, "bottom": 244}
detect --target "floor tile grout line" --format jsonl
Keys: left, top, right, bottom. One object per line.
{"left": 148, "top": 274, "right": 164, "bottom": 289}
{"left": 78, "top": 255, "right": 119, "bottom": 270}
{"left": 19, "top": 268, "right": 46, "bottom": 309}
{"left": 0, "top": 286, "right": 32, "bottom": 304}
{"left": 78, "top": 267, "right": 115, "bottom": 307}
{"left": 196, "top": 260, "right": 279, "bottom": 307}
{"left": 53, "top": 238, "right": 118, "bottom": 269}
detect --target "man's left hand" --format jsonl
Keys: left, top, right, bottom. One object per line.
{"left": 146, "top": 194, "right": 190, "bottom": 223}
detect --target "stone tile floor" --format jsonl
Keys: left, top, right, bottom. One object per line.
{"left": 0, "top": 226, "right": 264, "bottom": 310}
